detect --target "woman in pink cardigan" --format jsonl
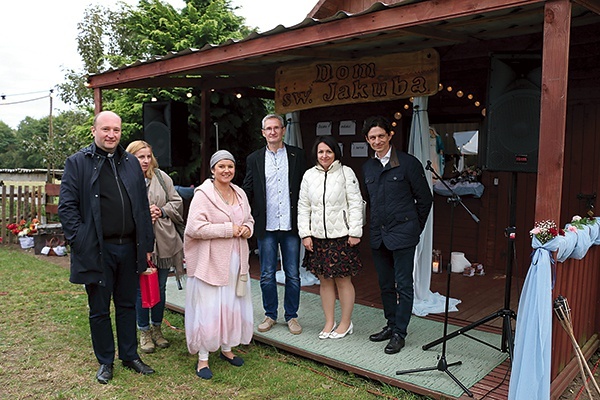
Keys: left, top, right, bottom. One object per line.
{"left": 184, "top": 150, "right": 254, "bottom": 380}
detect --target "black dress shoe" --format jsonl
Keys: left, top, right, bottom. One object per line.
{"left": 122, "top": 358, "right": 155, "bottom": 375}
{"left": 96, "top": 363, "right": 113, "bottom": 384}
{"left": 369, "top": 326, "right": 393, "bottom": 342}
{"left": 384, "top": 333, "right": 405, "bottom": 354}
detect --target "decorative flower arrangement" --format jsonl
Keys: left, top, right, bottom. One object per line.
{"left": 530, "top": 220, "right": 565, "bottom": 244}
{"left": 569, "top": 215, "right": 597, "bottom": 230}
{"left": 450, "top": 165, "right": 482, "bottom": 184}
{"left": 6, "top": 218, "right": 39, "bottom": 237}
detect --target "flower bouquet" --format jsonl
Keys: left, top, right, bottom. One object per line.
{"left": 450, "top": 165, "right": 482, "bottom": 184}
{"left": 530, "top": 220, "right": 564, "bottom": 245}
{"left": 6, "top": 218, "right": 39, "bottom": 249}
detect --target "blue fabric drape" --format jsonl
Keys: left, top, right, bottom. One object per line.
{"left": 508, "top": 235, "right": 560, "bottom": 400}
{"left": 510, "top": 217, "right": 600, "bottom": 399}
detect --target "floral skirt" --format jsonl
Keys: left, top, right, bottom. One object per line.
{"left": 302, "top": 236, "right": 362, "bottom": 279}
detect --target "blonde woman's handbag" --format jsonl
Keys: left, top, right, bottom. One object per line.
{"left": 140, "top": 260, "right": 160, "bottom": 308}
{"left": 154, "top": 170, "right": 186, "bottom": 239}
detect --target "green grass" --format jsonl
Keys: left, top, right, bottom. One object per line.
{"left": 0, "top": 246, "right": 428, "bottom": 400}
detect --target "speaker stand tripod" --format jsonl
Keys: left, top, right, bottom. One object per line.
{"left": 396, "top": 161, "right": 478, "bottom": 398}
{"left": 422, "top": 172, "right": 519, "bottom": 360}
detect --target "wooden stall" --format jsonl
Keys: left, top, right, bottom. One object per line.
{"left": 85, "top": 0, "right": 600, "bottom": 397}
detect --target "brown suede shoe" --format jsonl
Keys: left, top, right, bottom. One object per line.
{"left": 139, "top": 329, "right": 155, "bottom": 353}
{"left": 257, "top": 317, "right": 276, "bottom": 332}
{"left": 287, "top": 318, "right": 302, "bottom": 335}
{"left": 151, "top": 325, "right": 170, "bottom": 349}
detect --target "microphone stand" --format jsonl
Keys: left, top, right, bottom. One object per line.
{"left": 396, "top": 160, "right": 478, "bottom": 398}
{"left": 422, "top": 172, "right": 517, "bottom": 359}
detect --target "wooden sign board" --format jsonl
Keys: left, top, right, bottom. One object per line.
{"left": 275, "top": 48, "right": 439, "bottom": 114}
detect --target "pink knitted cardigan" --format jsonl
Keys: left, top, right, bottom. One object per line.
{"left": 183, "top": 179, "right": 254, "bottom": 286}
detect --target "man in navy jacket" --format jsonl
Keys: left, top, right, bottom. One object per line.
{"left": 59, "top": 111, "right": 155, "bottom": 383}
{"left": 361, "top": 115, "right": 433, "bottom": 354}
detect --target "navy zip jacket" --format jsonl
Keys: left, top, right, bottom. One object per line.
{"left": 58, "top": 143, "right": 155, "bottom": 285}
{"left": 362, "top": 147, "right": 433, "bottom": 250}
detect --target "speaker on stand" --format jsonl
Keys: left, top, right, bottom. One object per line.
{"left": 479, "top": 53, "right": 541, "bottom": 173}
{"left": 143, "top": 101, "right": 189, "bottom": 168}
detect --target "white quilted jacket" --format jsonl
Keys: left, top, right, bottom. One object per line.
{"left": 298, "top": 160, "right": 364, "bottom": 239}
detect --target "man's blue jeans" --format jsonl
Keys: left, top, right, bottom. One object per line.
{"left": 257, "top": 230, "right": 300, "bottom": 322}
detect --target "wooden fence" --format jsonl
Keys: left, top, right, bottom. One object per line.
{"left": 0, "top": 184, "right": 59, "bottom": 245}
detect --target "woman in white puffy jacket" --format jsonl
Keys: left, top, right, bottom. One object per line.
{"left": 298, "top": 136, "right": 364, "bottom": 340}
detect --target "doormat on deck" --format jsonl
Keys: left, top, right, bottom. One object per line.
{"left": 166, "top": 277, "right": 508, "bottom": 398}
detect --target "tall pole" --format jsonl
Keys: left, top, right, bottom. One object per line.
{"left": 47, "top": 90, "right": 54, "bottom": 183}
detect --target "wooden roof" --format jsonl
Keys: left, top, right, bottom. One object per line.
{"left": 87, "top": 0, "right": 600, "bottom": 93}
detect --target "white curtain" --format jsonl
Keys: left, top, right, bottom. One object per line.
{"left": 408, "top": 97, "right": 460, "bottom": 316}
{"left": 276, "top": 111, "right": 319, "bottom": 286}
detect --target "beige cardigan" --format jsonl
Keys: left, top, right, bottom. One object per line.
{"left": 147, "top": 169, "right": 184, "bottom": 267}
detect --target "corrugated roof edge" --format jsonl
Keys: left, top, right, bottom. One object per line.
{"left": 89, "top": 1, "right": 407, "bottom": 76}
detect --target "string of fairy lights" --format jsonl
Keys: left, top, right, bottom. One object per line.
{"left": 390, "top": 82, "right": 486, "bottom": 129}
{"left": 2, "top": 84, "right": 483, "bottom": 123}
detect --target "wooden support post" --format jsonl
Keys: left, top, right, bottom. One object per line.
{"left": 535, "top": 0, "right": 571, "bottom": 223}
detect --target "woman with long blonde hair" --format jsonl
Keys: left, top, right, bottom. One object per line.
{"left": 126, "top": 140, "right": 185, "bottom": 354}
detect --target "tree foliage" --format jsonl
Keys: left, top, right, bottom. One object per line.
{"left": 0, "top": 121, "right": 19, "bottom": 168}
{"left": 56, "top": 0, "right": 266, "bottom": 185}
{"left": 15, "top": 111, "right": 91, "bottom": 170}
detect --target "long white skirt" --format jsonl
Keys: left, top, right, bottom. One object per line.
{"left": 185, "top": 251, "right": 253, "bottom": 356}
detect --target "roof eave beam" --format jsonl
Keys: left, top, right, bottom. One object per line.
{"left": 573, "top": 0, "right": 600, "bottom": 15}
{"left": 97, "top": 74, "right": 274, "bottom": 91}
{"left": 88, "top": 0, "right": 544, "bottom": 89}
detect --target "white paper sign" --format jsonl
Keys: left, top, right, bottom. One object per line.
{"left": 339, "top": 120, "right": 356, "bottom": 136}
{"left": 351, "top": 142, "right": 369, "bottom": 157}
{"left": 316, "top": 121, "right": 332, "bottom": 136}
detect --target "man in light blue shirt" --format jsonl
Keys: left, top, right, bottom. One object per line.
{"left": 243, "top": 114, "right": 307, "bottom": 335}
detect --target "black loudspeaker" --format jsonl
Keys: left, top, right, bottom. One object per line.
{"left": 143, "top": 101, "right": 189, "bottom": 168}
{"left": 480, "top": 54, "right": 542, "bottom": 172}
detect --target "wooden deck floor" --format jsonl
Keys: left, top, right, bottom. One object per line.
{"left": 248, "top": 252, "right": 521, "bottom": 399}
{"left": 249, "top": 253, "right": 523, "bottom": 331}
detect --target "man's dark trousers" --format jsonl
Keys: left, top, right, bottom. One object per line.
{"left": 371, "top": 244, "right": 416, "bottom": 339}
{"left": 85, "top": 241, "right": 139, "bottom": 365}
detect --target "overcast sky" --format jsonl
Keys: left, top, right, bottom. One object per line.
{"left": 0, "top": 0, "right": 314, "bottom": 129}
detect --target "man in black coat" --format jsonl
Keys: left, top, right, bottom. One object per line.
{"left": 242, "top": 114, "right": 307, "bottom": 335}
{"left": 59, "top": 111, "right": 155, "bottom": 383}
{"left": 361, "top": 115, "right": 433, "bottom": 354}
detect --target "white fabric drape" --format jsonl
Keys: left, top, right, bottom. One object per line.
{"left": 408, "top": 97, "right": 460, "bottom": 315}
{"left": 283, "top": 111, "right": 303, "bottom": 148}
{"left": 276, "top": 111, "right": 319, "bottom": 286}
